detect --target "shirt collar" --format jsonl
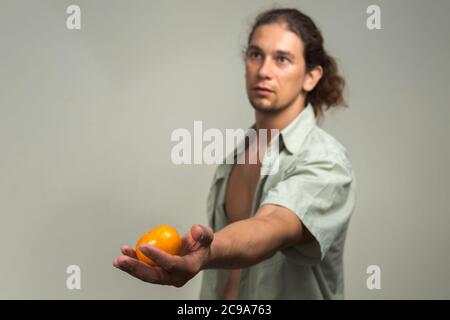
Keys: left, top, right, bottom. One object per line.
{"left": 278, "top": 103, "right": 316, "bottom": 155}
{"left": 216, "top": 103, "right": 316, "bottom": 180}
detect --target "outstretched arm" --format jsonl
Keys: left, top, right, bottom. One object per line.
{"left": 112, "top": 204, "right": 313, "bottom": 287}
{"left": 204, "top": 203, "right": 313, "bottom": 269}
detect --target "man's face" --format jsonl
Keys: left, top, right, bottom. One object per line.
{"left": 245, "top": 23, "right": 307, "bottom": 113}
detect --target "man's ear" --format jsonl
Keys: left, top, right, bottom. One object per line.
{"left": 303, "top": 65, "right": 323, "bottom": 92}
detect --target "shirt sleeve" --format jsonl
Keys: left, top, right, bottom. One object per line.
{"left": 259, "top": 151, "right": 356, "bottom": 265}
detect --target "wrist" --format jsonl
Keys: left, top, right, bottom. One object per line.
{"left": 201, "top": 235, "right": 219, "bottom": 270}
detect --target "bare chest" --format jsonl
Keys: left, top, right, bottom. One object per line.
{"left": 224, "top": 162, "right": 261, "bottom": 223}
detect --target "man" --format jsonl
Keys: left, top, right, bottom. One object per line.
{"left": 113, "top": 8, "right": 356, "bottom": 299}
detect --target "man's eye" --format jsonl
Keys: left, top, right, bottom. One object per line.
{"left": 277, "top": 56, "right": 289, "bottom": 63}
{"left": 249, "top": 52, "right": 261, "bottom": 59}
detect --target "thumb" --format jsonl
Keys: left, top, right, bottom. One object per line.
{"left": 191, "top": 224, "right": 214, "bottom": 247}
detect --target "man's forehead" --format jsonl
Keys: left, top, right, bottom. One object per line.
{"left": 249, "top": 23, "right": 303, "bottom": 55}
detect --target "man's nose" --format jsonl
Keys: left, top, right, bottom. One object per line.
{"left": 257, "top": 58, "right": 273, "bottom": 79}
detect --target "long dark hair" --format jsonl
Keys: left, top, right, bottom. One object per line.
{"left": 246, "top": 8, "right": 347, "bottom": 121}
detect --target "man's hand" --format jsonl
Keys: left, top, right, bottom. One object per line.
{"left": 112, "top": 224, "right": 213, "bottom": 287}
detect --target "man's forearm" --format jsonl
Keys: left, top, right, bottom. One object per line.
{"left": 202, "top": 214, "right": 290, "bottom": 270}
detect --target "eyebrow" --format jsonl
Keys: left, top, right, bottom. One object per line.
{"left": 247, "top": 45, "right": 296, "bottom": 59}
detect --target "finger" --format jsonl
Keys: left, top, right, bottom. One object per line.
{"left": 190, "top": 224, "right": 214, "bottom": 246}
{"left": 113, "top": 255, "right": 168, "bottom": 284}
{"left": 139, "top": 244, "right": 181, "bottom": 273}
{"left": 120, "top": 245, "right": 138, "bottom": 259}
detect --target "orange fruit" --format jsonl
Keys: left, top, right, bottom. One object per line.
{"left": 135, "top": 225, "right": 182, "bottom": 266}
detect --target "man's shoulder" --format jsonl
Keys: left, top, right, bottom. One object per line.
{"left": 296, "top": 125, "right": 353, "bottom": 170}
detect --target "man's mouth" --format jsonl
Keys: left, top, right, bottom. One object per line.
{"left": 253, "top": 86, "right": 274, "bottom": 95}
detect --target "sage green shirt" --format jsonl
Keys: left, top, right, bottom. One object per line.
{"left": 199, "top": 103, "right": 357, "bottom": 300}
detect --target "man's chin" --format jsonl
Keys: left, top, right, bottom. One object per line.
{"left": 250, "top": 102, "right": 282, "bottom": 114}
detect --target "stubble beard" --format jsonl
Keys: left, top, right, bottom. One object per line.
{"left": 248, "top": 96, "right": 293, "bottom": 115}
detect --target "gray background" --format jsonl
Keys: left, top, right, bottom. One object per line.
{"left": 1, "top": 0, "right": 449, "bottom": 299}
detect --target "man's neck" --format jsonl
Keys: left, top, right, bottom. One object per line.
{"left": 245, "top": 96, "right": 306, "bottom": 166}
{"left": 254, "top": 96, "right": 306, "bottom": 136}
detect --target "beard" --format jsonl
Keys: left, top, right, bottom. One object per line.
{"left": 248, "top": 95, "right": 295, "bottom": 115}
